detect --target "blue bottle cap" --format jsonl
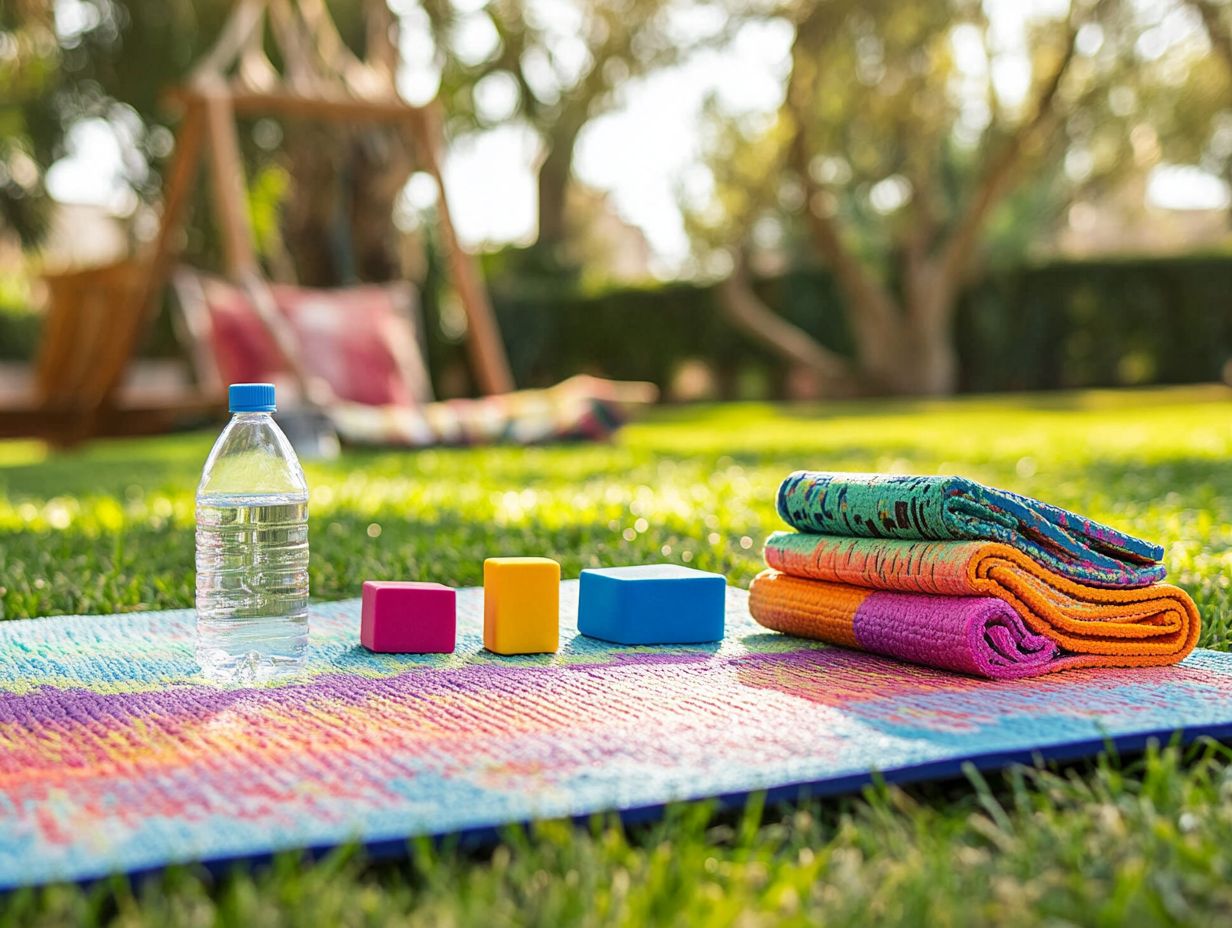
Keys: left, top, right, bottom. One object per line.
{"left": 228, "top": 383, "right": 276, "bottom": 413}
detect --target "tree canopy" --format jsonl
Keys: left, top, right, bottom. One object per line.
{"left": 1, "top": 0, "right": 1226, "bottom": 392}
{"left": 689, "top": 0, "right": 1225, "bottom": 394}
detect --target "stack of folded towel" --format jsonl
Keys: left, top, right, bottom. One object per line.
{"left": 748, "top": 472, "right": 1201, "bottom": 679}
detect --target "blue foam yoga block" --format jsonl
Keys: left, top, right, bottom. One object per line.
{"left": 578, "top": 564, "right": 727, "bottom": 644}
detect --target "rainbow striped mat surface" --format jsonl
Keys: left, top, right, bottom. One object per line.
{"left": 5, "top": 581, "right": 1232, "bottom": 888}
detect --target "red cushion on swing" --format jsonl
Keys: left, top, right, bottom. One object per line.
{"left": 269, "top": 283, "right": 430, "bottom": 407}
{"left": 195, "top": 276, "right": 292, "bottom": 388}
{"left": 184, "top": 273, "right": 431, "bottom": 408}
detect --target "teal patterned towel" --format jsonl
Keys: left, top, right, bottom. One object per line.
{"left": 776, "top": 472, "right": 1165, "bottom": 588}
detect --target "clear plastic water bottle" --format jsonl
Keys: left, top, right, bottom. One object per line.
{"left": 195, "top": 383, "right": 310, "bottom": 683}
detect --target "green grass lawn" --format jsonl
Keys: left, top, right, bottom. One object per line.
{"left": 3, "top": 384, "right": 1232, "bottom": 925}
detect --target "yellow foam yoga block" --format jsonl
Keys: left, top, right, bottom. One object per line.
{"left": 483, "top": 557, "right": 561, "bottom": 655}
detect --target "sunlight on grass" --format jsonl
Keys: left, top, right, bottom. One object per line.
{"left": 1, "top": 384, "right": 1229, "bottom": 639}
{"left": 0, "top": 440, "right": 46, "bottom": 468}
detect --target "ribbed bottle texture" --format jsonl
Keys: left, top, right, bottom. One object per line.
{"left": 195, "top": 394, "right": 309, "bottom": 683}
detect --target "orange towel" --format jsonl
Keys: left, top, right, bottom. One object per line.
{"left": 763, "top": 532, "right": 1200, "bottom": 667}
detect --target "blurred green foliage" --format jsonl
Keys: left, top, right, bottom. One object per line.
{"left": 0, "top": 272, "right": 41, "bottom": 362}
{"left": 0, "top": 0, "right": 736, "bottom": 274}
{"left": 0, "top": 2, "right": 56, "bottom": 246}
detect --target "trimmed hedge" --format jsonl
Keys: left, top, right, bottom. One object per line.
{"left": 2, "top": 255, "right": 1229, "bottom": 396}
{"left": 956, "top": 256, "right": 1232, "bottom": 391}
{"left": 419, "top": 268, "right": 854, "bottom": 399}
{"left": 465, "top": 255, "right": 1232, "bottom": 396}
{"left": 0, "top": 302, "right": 41, "bottom": 362}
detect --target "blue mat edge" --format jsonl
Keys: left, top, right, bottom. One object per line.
{"left": 17, "top": 720, "right": 1228, "bottom": 894}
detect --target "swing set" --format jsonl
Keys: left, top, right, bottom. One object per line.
{"left": 1, "top": 0, "right": 652, "bottom": 446}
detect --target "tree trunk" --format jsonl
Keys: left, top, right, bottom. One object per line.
{"left": 896, "top": 259, "right": 960, "bottom": 396}
{"left": 535, "top": 137, "right": 575, "bottom": 250}
{"left": 715, "top": 261, "right": 965, "bottom": 397}
{"left": 846, "top": 308, "right": 915, "bottom": 395}
{"left": 903, "top": 316, "right": 960, "bottom": 395}
{"left": 534, "top": 104, "right": 592, "bottom": 252}
{"left": 716, "top": 259, "right": 857, "bottom": 394}
{"left": 766, "top": 1, "right": 1082, "bottom": 400}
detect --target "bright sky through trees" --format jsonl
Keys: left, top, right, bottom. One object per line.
{"left": 42, "top": 0, "right": 1230, "bottom": 269}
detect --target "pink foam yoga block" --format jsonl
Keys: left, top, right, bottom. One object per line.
{"left": 360, "top": 581, "right": 456, "bottom": 653}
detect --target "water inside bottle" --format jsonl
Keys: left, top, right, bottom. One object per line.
{"left": 195, "top": 491, "right": 309, "bottom": 683}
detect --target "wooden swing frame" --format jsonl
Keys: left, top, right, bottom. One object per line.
{"left": 153, "top": 0, "right": 515, "bottom": 396}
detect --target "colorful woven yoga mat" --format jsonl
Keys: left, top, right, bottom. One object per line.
{"left": 777, "top": 472, "right": 1165, "bottom": 586}
{"left": 5, "top": 582, "right": 1232, "bottom": 889}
